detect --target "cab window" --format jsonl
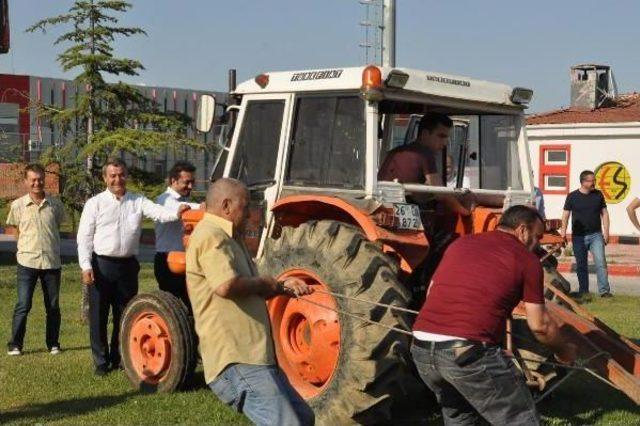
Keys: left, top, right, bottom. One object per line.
{"left": 286, "top": 95, "right": 365, "bottom": 189}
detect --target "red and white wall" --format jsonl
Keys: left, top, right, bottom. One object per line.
{"left": 527, "top": 122, "right": 640, "bottom": 238}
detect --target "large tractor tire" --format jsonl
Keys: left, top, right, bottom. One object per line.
{"left": 259, "top": 220, "right": 429, "bottom": 425}
{"left": 120, "top": 291, "right": 197, "bottom": 393}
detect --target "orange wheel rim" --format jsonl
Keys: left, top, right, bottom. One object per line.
{"left": 268, "top": 269, "right": 340, "bottom": 399}
{"left": 129, "top": 311, "right": 172, "bottom": 384}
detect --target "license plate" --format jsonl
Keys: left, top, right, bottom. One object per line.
{"left": 393, "top": 203, "right": 423, "bottom": 230}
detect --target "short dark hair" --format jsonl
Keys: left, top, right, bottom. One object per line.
{"left": 102, "top": 158, "right": 128, "bottom": 176}
{"left": 580, "top": 170, "right": 595, "bottom": 183}
{"left": 498, "top": 205, "right": 544, "bottom": 230}
{"left": 168, "top": 161, "right": 196, "bottom": 182}
{"left": 418, "top": 112, "right": 453, "bottom": 134}
{"left": 24, "top": 163, "right": 45, "bottom": 178}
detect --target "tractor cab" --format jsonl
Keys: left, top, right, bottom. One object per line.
{"left": 196, "top": 65, "right": 543, "bottom": 267}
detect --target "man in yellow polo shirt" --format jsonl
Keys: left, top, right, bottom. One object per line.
{"left": 6, "top": 164, "right": 65, "bottom": 356}
{"left": 186, "top": 178, "right": 314, "bottom": 426}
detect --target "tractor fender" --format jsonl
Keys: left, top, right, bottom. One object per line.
{"left": 271, "top": 195, "right": 429, "bottom": 273}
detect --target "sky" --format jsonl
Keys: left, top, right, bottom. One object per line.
{"left": 5, "top": 0, "right": 640, "bottom": 113}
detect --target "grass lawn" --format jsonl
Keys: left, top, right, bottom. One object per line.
{"left": 0, "top": 264, "right": 638, "bottom": 425}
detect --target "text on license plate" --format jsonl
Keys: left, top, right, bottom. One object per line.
{"left": 393, "top": 203, "right": 423, "bottom": 230}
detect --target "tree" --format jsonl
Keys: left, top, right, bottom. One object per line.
{"left": 28, "top": 0, "right": 202, "bottom": 321}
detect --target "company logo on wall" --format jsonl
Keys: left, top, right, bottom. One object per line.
{"left": 595, "top": 161, "right": 631, "bottom": 204}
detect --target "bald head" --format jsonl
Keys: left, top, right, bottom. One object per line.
{"left": 206, "top": 178, "right": 250, "bottom": 235}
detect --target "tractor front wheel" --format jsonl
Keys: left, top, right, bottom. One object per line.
{"left": 120, "top": 291, "right": 197, "bottom": 393}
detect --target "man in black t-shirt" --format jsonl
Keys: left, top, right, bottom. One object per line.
{"left": 560, "top": 170, "right": 612, "bottom": 297}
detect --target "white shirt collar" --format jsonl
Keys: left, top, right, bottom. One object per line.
{"left": 165, "top": 186, "right": 182, "bottom": 200}
{"left": 103, "top": 189, "right": 130, "bottom": 201}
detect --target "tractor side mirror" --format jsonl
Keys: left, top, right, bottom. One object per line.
{"left": 196, "top": 94, "right": 216, "bottom": 133}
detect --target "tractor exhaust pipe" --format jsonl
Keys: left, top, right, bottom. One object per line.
{"left": 228, "top": 69, "right": 237, "bottom": 93}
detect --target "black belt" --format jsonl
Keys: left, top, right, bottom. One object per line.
{"left": 412, "top": 338, "right": 491, "bottom": 350}
{"left": 93, "top": 253, "right": 136, "bottom": 262}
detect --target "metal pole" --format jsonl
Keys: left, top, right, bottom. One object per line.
{"left": 382, "top": 0, "right": 396, "bottom": 67}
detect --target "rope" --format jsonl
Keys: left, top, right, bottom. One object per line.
{"left": 294, "top": 296, "right": 414, "bottom": 337}
{"left": 533, "top": 351, "right": 616, "bottom": 403}
{"left": 312, "top": 289, "right": 420, "bottom": 315}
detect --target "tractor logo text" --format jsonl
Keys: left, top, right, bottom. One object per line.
{"left": 594, "top": 161, "right": 631, "bottom": 204}
{"left": 291, "top": 69, "right": 344, "bottom": 82}
{"left": 426, "top": 75, "right": 471, "bottom": 87}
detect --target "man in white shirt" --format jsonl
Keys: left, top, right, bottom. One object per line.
{"left": 154, "top": 161, "right": 200, "bottom": 309}
{"left": 77, "top": 158, "right": 190, "bottom": 376}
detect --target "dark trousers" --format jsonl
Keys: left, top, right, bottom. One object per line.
{"left": 411, "top": 342, "right": 539, "bottom": 426}
{"left": 154, "top": 252, "right": 191, "bottom": 311}
{"left": 8, "top": 264, "right": 61, "bottom": 350}
{"left": 89, "top": 254, "right": 139, "bottom": 368}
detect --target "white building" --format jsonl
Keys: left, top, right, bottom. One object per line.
{"left": 527, "top": 65, "right": 640, "bottom": 238}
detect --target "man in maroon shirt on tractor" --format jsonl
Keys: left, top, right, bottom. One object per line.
{"left": 411, "top": 205, "right": 576, "bottom": 425}
{"left": 378, "top": 112, "right": 470, "bottom": 216}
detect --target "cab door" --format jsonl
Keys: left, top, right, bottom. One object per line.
{"left": 223, "top": 94, "right": 293, "bottom": 256}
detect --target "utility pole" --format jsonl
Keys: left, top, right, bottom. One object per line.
{"left": 381, "top": 0, "right": 396, "bottom": 67}
{"left": 358, "top": 0, "right": 381, "bottom": 65}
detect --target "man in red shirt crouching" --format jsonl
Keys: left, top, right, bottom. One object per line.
{"left": 411, "top": 205, "right": 575, "bottom": 425}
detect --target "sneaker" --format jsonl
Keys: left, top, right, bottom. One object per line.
{"left": 50, "top": 346, "right": 61, "bottom": 355}
{"left": 7, "top": 347, "right": 21, "bottom": 356}
{"left": 600, "top": 292, "right": 613, "bottom": 298}
{"left": 94, "top": 364, "right": 110, "bottom": 377}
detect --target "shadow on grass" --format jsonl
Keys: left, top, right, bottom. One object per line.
{"left": 23, "top": 345, "right": 90, "bottom": 355}
{"left": 131, "top": 371, "right": 207, "bottom": 394}
{"left": 539, "top": 373, "right": 638, "bottom": 425}
{"left": 183, "top": 371, "right": 207, "bottom": 391}
{"left": 0, "top": 392, "right": 137, "bottom": 424}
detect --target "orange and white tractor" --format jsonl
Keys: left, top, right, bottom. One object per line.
{"left": 119, "top": 65, "right": 640, "bottom": 424}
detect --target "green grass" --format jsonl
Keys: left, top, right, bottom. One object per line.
{"left": 0, "top": 264, "right": 638, "bottom": 425}
{"left": 0, "top": 264, "right": 248, "bottom": 425}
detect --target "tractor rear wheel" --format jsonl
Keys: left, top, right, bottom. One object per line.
{"left": 120, "top": 291, "right": 197, "bottom": 393}
{"left": 259, "top": 220, "right": 428, "bottom": 425}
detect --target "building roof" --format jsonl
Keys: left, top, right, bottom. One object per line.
{"left": 527, "top": 93, "right": 640, "bottom": 125}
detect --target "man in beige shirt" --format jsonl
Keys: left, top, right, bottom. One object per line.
{"left": 6, "top": 164, "right": 65, "bottom": 356}
{"left": 187, "top": 178, "right": 314, "bottom": 426}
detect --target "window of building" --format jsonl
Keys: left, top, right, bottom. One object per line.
{"left": 544, "top": 175, "right": 567, "bottom": 190}
{"left": 539, "top": 144, "right": 570, "bottom": 194}
{"left": 545, "top": 149, "right": 568, "bottom": 165}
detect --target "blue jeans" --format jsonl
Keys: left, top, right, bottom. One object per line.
{"left": 208, "top": 364, "right": 314, "bottom": 426}
{"left": 411, "top": 342, "right": 539, "bottom": 426}
{"left": 572, "top": 232, "right": 610, "bottom": 294}
{"left": 7, "top": 264, "right": 61, "bottom": 350}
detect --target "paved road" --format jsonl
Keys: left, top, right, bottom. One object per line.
{"left": 563, "top": 272, "right": 640, "bottom": 296}
{"left": 1, "top": 235, "right": 637, "bottom": 296}
{"left": 0, "top": 234, "right": 156, "bottom": 263}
